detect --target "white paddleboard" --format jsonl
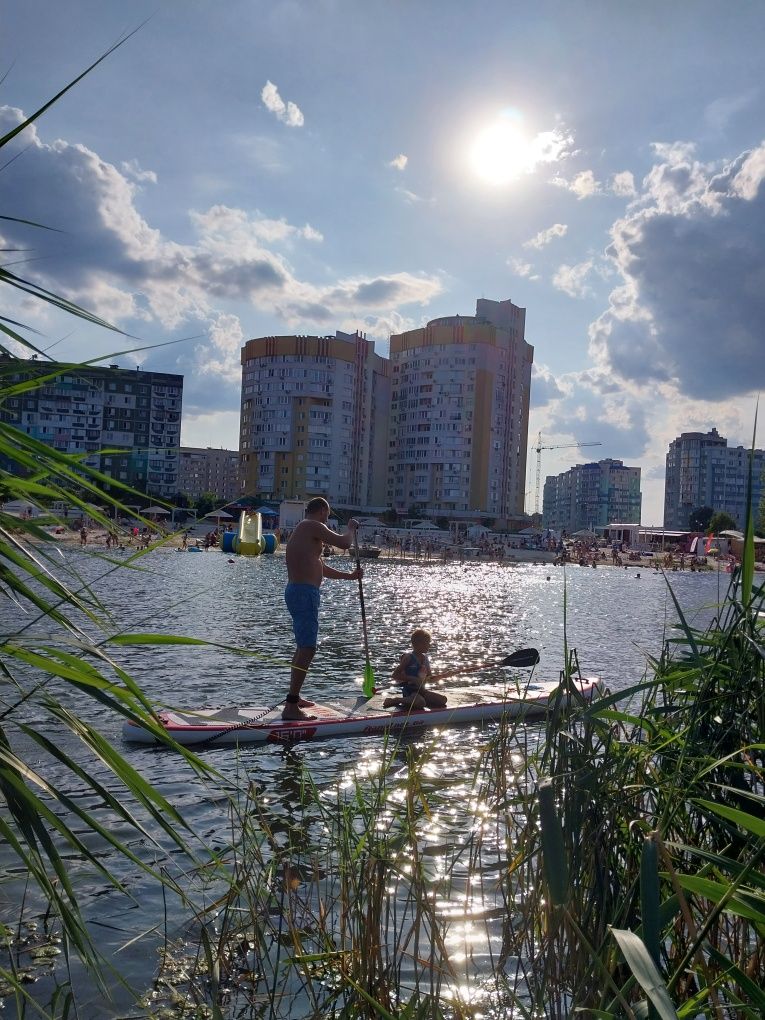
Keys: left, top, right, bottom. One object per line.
{"left": 122, "top": 677, "right": 600, "bottom": 747}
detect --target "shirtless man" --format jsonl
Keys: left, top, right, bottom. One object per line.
{"left": 283, "top": 497, "right": 361, "bottom": 720}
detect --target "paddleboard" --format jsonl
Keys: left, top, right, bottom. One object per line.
{"left": 122, "top": 677, "right": 601, "bottom": 747}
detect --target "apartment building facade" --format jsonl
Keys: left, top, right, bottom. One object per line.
{"left": 664, "top": 428, "right": 765, "bottom": 529}
{"left": 0, "top": 356, "right": 182, "bottom": 498}
{"left": 177, "top": 447, "right": 240, "bottom": 502}
{"left": 542, "top": 458, "right": 642, "bottom": 533}
{"left": 387, "top": 298, "right": 532, "bottom": 518}
{"left": 239, "top": 331, "right": 391, "bottom": 507}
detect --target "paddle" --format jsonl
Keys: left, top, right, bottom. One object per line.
{"left": 354, "top": 530, "right": 376, "bottom": 697}
{"left": 429, "top": 647, "right": 540, "bottom": 683}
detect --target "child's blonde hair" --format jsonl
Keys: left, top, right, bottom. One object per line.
{"left": 411, "top": 628, "right": 431, "bottom": 647}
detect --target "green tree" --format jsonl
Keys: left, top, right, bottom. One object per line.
{"left": 709, "top": 510, "right": 738, "bottom": 533}
{"left": 688, "top": 506, "right": 714, "bottom": 531}
{"left": 195, "top": 490, "right": 220, "bottom": 516}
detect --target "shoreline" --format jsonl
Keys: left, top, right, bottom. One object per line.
{"left": 17, "top": 525, "right": 761, "bottom": 573}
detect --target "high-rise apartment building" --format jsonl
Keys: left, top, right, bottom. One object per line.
{"left": 0, "top": 356, "right": 182, "bottom": 498}
{"left": 387, "top": 298, "right": 532, "bottom": 517}
{"left": 239, "top": 331, "right": 390, "bottom": 507}
{"left": 542, "top": 459, "right": 642, "bottom": 533}
{"left": 177, "top": 447, "right": 240, "bottom": 502}
{"left": 664, "top": 428, "right": 765, "bottom": 529}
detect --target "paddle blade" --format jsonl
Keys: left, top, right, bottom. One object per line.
{"left": 363, "top": 662, "right": 376, "bottom": 698}
{"left": 501, "top": 648, "right": 540, "bottom": 668}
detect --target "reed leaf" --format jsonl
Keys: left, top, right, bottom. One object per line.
{"left": 668, "top": 875, "right": 765, "bottom": 924}
{"left": 694, "top": 798, "right": 765, "bottom": 838}
{"left": 640, "top": 835, "right": 661, "bottom": 970}
{"left": 537, "top": 779, "right": 569, "bottom": 907}
{"left": 610, "top": 928, "right": 679, "bottom": 1020}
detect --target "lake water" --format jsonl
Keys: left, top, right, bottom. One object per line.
{"left": 1, "top": 547, "right": 732, "bottom": 1015}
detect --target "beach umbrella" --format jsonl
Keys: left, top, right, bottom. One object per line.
{"left": 255, "top": 506, "right": 278, "bottom": 515}
{"left": 203, "top": 510, "right": 234, "bottom": 522}
{"left": 142, "top": 506, "right": 170, "bottom": 515}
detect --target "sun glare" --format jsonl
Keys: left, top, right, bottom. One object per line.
{"left": 469, "top": 119, "right": 534, "bottom": 186}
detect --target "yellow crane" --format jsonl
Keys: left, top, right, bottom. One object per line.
{"left": 533, "top": 432, "right": 603, "bottom": 514}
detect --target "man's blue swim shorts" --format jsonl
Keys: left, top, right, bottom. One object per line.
{"left": 285, "top": 582, "right": 321, "bottom": 648}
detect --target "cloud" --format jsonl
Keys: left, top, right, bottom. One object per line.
{"left": 552, "top": 260, "right": 595, "bottom": 298}
{"left": 190, "top": 205, "right": 323, "bottom": 245}
{"left": 181, "top": 409, "right": 242, "bottom": 448}
{"left": 120, "top": 159, "right": 157, "bottom": 184}
{"left": 530, "top": 365, "right": 564, "bottom": 408}
{"left": 261, "top": 80, "right": 304, "bottom": 127}
{"left": 528, "top": 127, "right": 576, "bottom": 168}
{"left": 544, "top": 369, "right": 649, "bottom": 459}
{"left": 611, "top": 171, "right": 636, "bottom": 198}
{"left": 589, "top": 139, "right": 765, "bottom": 400}
{"left": 571, "top": 170, "right": 599, "bottom": 199}
{"left": 395, "top": 186, "right": 434, "bottom": 204}
{"left": 524, "top": 223, "right": 568, "bottom": 249}
{"left": 0, "top": 105, "right": 443, "bottom": 389}
{"left": 389, "top": 153, "right": 408, "bottom": 170}
{"left": 507, "top": 256, "right": 539, "bottom": 281}
{"left": 704, "top": 90, "right": 757, "bottom": 133}
{"left": 551, "top": 169, "right": 600, "bottom": 199}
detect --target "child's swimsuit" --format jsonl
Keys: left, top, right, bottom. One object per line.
{"left": 401, "top": 652, "right": 430, "bottom": 697}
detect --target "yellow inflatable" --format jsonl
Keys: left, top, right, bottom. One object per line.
{"left": 218, "top": 511, "right": 280, "bottom": 555}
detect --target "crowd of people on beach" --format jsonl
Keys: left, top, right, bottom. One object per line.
{"left": 12, "top": 506, "right": 750, "bottom": 574}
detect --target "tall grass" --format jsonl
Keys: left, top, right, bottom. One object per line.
{"left": 142, "top": 562, "right": 763, "bottom": 1019}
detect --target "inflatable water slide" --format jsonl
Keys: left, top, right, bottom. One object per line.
{"left": 220, "top": 512, "right": 279, "bottom": 556}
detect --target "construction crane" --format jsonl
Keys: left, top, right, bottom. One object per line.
{"left": 532, "top": 432, "right": 603, "bottom": 514}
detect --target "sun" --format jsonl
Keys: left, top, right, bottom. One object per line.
{"left": 469, "top": 119, "right": 534, "bottom": 186}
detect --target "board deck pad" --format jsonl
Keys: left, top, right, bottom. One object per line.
{"left": 123, "top": 679, "right": 600, "bottom": 747}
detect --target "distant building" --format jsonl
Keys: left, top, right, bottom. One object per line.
{"left": 177, "top": 447, "right": 240, "bottom": 502}
{"left": 239, "top": 331, "right": 390, "bottom": 507}
{"left": 663, "top": 428, "right": 765, "bottom": 530}
{"left": 387, "top": 298, "right": 533, "bottom": 517}
{"left": 0, "top": 356, "right": 182, "bottom": 498}
{"left": 543, "top": 459, "right": 642, "bottom": 533}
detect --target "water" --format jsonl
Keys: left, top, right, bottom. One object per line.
{"left": 1, "top": 547, "right": 730, "bottom": 1014}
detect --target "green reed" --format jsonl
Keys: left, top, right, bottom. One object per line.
{"left": 149, "top": 557, "right": 764, "bottom": 1019}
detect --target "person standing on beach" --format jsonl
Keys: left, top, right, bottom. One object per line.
{"left": 283, "top": 497, "right": 361, "bottom": 720}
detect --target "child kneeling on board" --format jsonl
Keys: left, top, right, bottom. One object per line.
{"left": 384, "top": 628, "right": 448, "bottom": 711}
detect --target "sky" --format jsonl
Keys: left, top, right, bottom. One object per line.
{"left": 2, "top": 0, "right": 764, "bottom": 524}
